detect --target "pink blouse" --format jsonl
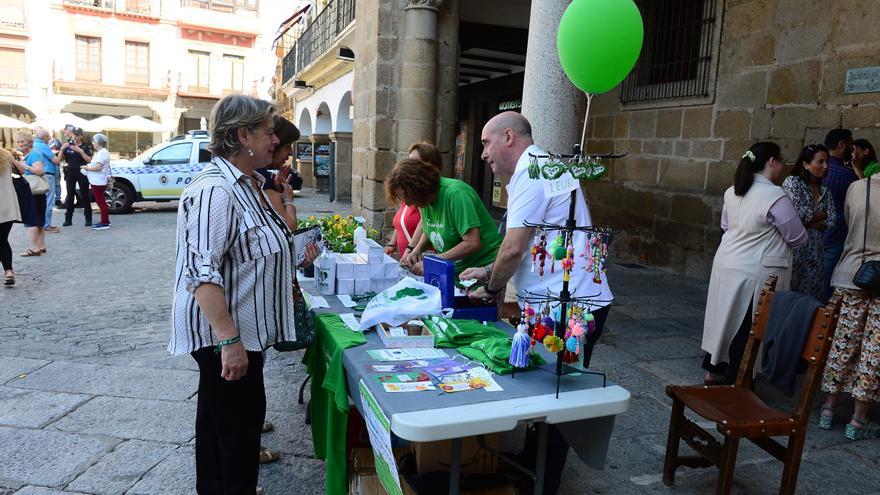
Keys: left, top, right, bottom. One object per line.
{"left": 721, "top": 196, "right": 808, "bottom": 248}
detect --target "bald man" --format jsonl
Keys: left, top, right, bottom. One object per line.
{"left": 464, "top": 111, "right": 612, "bottom": 341}
{"left": 463, "top": 111, "right": 614, "bottom": 494}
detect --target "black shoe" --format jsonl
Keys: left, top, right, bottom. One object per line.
{"left": 62, "top": 221, "right": 72, "bottom": 227}
{"left": 84, "top": 220, "right": 92, "bottom": 227}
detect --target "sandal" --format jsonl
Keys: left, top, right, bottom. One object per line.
{"left": 258, "top": 446, "right": 280, "bottom": 464}
{"left": 4, "top": 272, "right": 13, "bottom": 286}
{"left": 818, "top": 406, "right": 836, "bottom": 430}
{"left": 261, "top": 421, "right": 274, "bottom": 433}
{"left": 844, "top": 416, "right": 880, "bottom": 440}
{"left": 20, "top": 249, "right": 41, "bottom": 257}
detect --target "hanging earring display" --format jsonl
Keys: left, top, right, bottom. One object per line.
{"left": 585, "top": 156, "right": 607, "bottom": 181}
{"left": 541, "top": 154, "right": 567, "bottom": 180}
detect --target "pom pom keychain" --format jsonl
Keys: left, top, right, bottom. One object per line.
{"left": 584, "top": 312, "right": 597, "bottom": 334}
{"left": 543, "top": 335, "right": 564, "bottom": 353}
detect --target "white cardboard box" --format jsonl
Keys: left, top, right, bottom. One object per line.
{"left": 335, "top": 253, "right": 356, "bottom": 279}
{"left": 355, "top": 278, "right": 370, "bottom": 295}
{"left": 353, "top": 254, "right": 370, "bottom": 280}
{"left": 382, "top": 254, "right": 399, "bottom": 278}
{"left": 336, "top": 278, "right": 355, "bottom": 295}
{"left": 313, "top": 252, "right": 336, "bottom": 295}
{"left": 369, "top": 261, "right": 385, "bottom": 278}
{"left": 356, "top": 238, "right": 385, "bottom": 263}
{"left": 370, "top": 277, "right": 397, "bottom": 293}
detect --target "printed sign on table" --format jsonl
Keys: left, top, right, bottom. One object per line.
{"left": 359, "top": 379, "right": 403, "bottom": 495}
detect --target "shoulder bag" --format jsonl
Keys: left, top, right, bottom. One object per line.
{"left": 273, "top": 277, "right": 315, "bottom": 351}
{"left": 852, "top": 177, "right": 880, "bottom": 296}
{"left": 24, "top": 173, "right": 49, "bottom": 195}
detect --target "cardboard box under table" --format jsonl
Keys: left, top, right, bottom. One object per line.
{"left": 307, "top": 296, "right": 631, "bottom": 495}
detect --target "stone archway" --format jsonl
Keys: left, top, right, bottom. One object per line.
{"left": 314, "top": 102, "right": 332, "bottom": 134}
{"left": 335, "top": 91, "right": 352, "bottom": 133}
{"left": 298, "top": 108, "right": 313, "bottom": 136}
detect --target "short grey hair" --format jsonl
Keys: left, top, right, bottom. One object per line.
{"left": 92, "top": 133, "right": 108, "bottom": 148}
{"left": 34, "top": 128, "right": 50, "bottom": 143}
{"left": 209, "top": 95, "right": 276, "bottom": 158}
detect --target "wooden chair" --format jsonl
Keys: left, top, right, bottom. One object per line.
{"left": 662, "top": 275, "right": 842, "bottom": 495}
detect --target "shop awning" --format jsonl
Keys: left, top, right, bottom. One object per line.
{"left": 0, "top": 114, "right": 29, "bottom": 129}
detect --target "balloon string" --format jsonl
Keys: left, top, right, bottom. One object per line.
{"left": 579, "top": 92, "right": 593, "bottom": 155}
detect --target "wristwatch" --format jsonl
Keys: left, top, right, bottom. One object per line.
{"left": 484, "top": 284, "right": 503, "bottom": 297}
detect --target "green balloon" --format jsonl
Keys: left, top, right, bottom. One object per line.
{"left": 557, "top": 0, "right": 644, "bottom": 94}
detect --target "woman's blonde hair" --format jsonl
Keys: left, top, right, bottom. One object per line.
{"left": 14, "top": 130, "right": 33, "bottom": 146}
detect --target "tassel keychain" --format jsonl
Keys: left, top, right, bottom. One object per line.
{"left": 530, "top": 233, "right": 541, "bottom": 272}
{"left": 510, "top": 319, "right": 531, "bottom": 368}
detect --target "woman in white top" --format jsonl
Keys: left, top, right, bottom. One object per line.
{"left": 81, "top": 133, "right": 111, "bottom": 230}
{"left": 701, "top": 142, "right": 808, "bottom": 384}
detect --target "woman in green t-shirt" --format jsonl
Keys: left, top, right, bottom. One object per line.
{"left": 386, "top": 158, "right": 501, "bottom": 275}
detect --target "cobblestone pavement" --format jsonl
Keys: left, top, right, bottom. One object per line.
{"left": 1, "top": 191, "right": 878, "bottom": 495}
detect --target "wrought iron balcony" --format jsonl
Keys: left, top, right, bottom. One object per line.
{"left": 181, "top": 0, "right": 257, "bottom": 12}
{"left": 282, "top": 0, "right": 355, "bottom": 86}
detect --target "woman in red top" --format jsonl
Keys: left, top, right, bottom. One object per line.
{"left": 385, "top": 142, "right": 443, "bottom": 258}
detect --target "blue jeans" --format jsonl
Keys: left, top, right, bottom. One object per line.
{"left": 822, "top": 240, "right": 845, "bottom": 303}
{"left": 54, "top": 171, "right": 61, "bottom": 204}
{"left": 44, "top": 173, "right": 56, "bottom": 228}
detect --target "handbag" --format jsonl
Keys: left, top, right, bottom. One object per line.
{"left": 24, "top": 174, "right": 49, "bottom": 195}
{"left": 273, "top": 277, "right": 315, "bottom": 351}
{"left": 852, "top": 177, "right": 880, "bottom": 296}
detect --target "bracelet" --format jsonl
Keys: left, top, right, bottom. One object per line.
{"left": 214, "top": 335, "right": 241, "bottom": 353}
{"left": 405, "top": 245, "right": 415, "bottom": 252}
{"left": 283, "top": 199, "right": 295, "bottom": 208}
{"left": 385, "top": 244, "right": 394, "bottom": 248}
{"left": 485, "top": 284, "right": 503, "bottom": 296}
{"left": 484, "top": 266, "right": 492, "bottom": 279}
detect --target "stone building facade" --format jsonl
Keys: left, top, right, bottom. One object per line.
{"left": 282, "top": 0, "right": 880, "bottom": 279}
{"left": 584, "top": 0, "right": 880, "bottom": 278}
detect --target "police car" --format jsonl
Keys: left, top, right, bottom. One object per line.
{"left": 106, "top": 131, "right": 211, "bottom": 214}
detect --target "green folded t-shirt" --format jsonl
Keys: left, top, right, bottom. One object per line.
{"left": 458, "top": 336, "right": 546, "bottom": 375}
{"left": 424, "top": 316, "right": 508, "bottom": 348}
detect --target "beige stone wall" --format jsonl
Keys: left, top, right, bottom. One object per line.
{"left": 585, "top": 0, "right": 880, "bottom": 279}
{"left": 351, "top": 0, "right": 459, "bottom": 239}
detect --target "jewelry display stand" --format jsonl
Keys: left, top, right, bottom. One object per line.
{"left": 510, "top": 144, "right": 626, "bottom": 399}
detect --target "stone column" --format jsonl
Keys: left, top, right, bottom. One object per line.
{"left": 329, "top": 131, "right": 352, "bottom": 201}
{"left": 310, "top": 134, "right": 331, "bottom": 193}
{"left": 396, "top": 0, "right": 440, "bottom": 153}
{"left": 520, "top": 0, "right": 581, "bottom": 155}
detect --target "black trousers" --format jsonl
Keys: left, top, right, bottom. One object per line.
{"left": 0, "top": 221, "right": 12, "bottom": 271}
{"left": 582, "top": 304, "right": 611, "bottom": 369}
{"left": 64, "top": 168, "right": 91, "bottom": 223}
{"left": 702, "top": 302, "right": 753, "bottom": 385}
{"left": 191, "top": 347, "right": 266, "bottom": 495}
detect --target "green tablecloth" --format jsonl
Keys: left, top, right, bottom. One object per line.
{"left": 304, "top": 313, "right": 367, "bottom": 495}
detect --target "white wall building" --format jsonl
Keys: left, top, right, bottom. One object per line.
{"left": 0, "top": 0, "right": 292, "bottom": 153}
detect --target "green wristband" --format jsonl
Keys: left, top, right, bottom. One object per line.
{"left": 215, "top": 335, "right": 241, "bottom": 353}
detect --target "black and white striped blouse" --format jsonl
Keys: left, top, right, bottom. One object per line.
{"left": 169, "top": 156, "right": 296, "bottom": 355}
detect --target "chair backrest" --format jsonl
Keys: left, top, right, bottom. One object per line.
{"left": 733, "top": 275, "right": 842, "bottom": 425}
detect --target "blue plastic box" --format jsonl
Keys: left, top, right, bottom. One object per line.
{"left": 422, "top": 255, "right": 498, "bottom": 321}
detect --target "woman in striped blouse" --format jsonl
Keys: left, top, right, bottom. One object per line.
{"left": 170, "top": 94, "right": 296, "bottom": 495}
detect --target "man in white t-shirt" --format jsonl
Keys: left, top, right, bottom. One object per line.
{"left": 463, "top": 111, "right": 614, "bottom": 494}
{"left": 465, "top": 111, "right": 613, "bottom": 358}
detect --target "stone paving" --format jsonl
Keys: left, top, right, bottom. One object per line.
{"left": 1, "top": 191, "right": 878, "bottom": 495}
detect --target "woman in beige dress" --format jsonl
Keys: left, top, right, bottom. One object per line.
{"left": 0, "top": 148, "right": 22, "bottom": 285}
{"left": 701, "top": 142, "right": 808, "bottom": 384}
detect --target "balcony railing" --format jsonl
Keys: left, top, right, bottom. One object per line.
{"left": 282, "top": 0, "right": 355, "bottom": 85}
{"left": 63, "top": 0, "right": 153, "bottom": 15}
